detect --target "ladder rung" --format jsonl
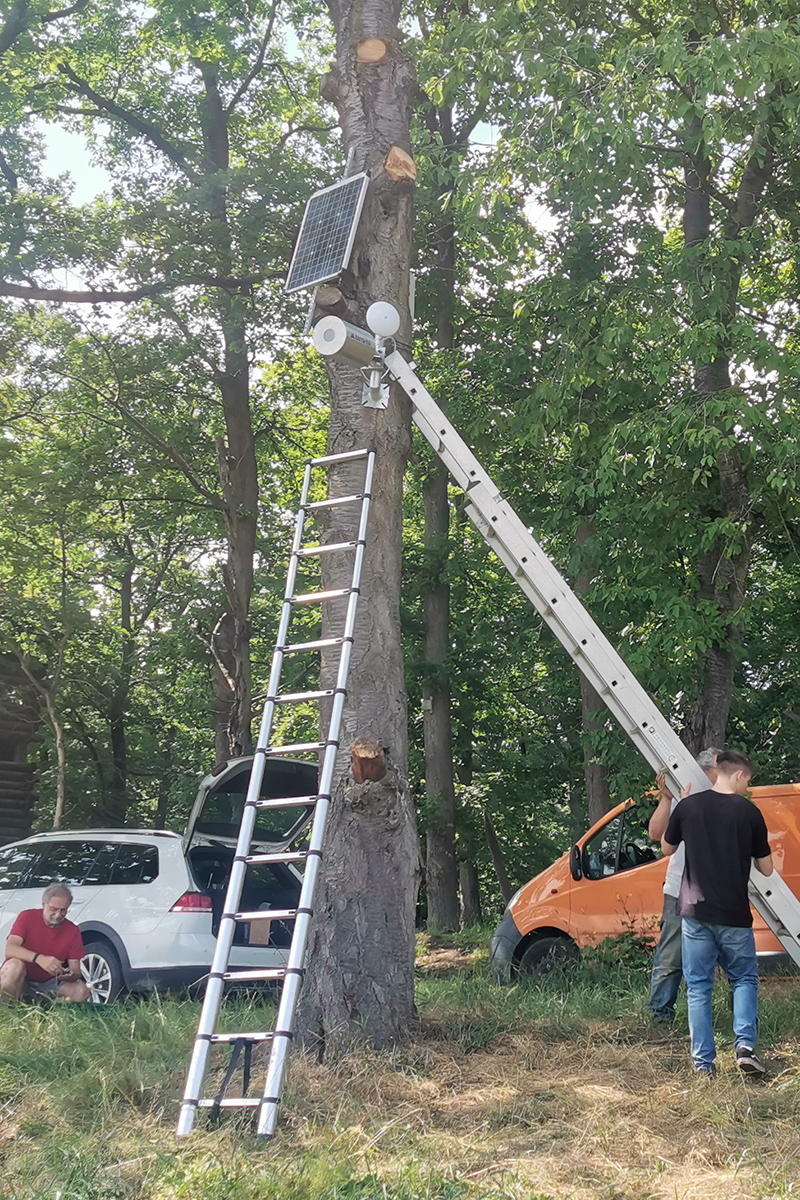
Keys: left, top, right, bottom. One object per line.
{"left": 254, "top": 795, "right": 317, "bottom": 810}
{"left": 280, "top": 637, "right": 346, "bottom": 655}
{"left": 296, "top": 541, "right": 358, "bottom": 557}
{"left": 210, "top": 1032, "right": 274, "bottom": 1044}
{"left": 289, "top": 588, "right": 353, "bottom": 605}
{"left": 271, "top": 690, "right": 334, "bottom": 705}
{"left": 309, "top": 448, "right": 371, "bottom": 466}
{"left": 222, "top": 968, "right": 286, "bottom": 982}
{"left": 198, "top": 1098, "right": 261, "bottom": 1109}
{"left": 262, "top": 741, "right": 325, "bottom": 755}
{"left": 306, "top": 493, "right": 363, "bottom": 510}
{"left": 235, "top": 909, "right": 297, "bottom": 922}
{"left": 246, "top": 851, "right": 307, "bottom": 865}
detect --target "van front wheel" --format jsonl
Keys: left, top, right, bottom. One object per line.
{"left": 517, "top": 936, "right": 578, "bottom": 978}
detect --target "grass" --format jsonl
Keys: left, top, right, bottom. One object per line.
{"left": 1, "top": 933, "right": 800, "bottom": 1200}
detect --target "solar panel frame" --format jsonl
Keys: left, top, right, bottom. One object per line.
{"left": 284, "top": 173, "right": 370, "bottom": 295}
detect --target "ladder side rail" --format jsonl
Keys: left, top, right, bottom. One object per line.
{"left": 749, "top": 868, "right": 800, "bottom": 964}
{"left": 256, "top": 449, "right": 376, "bottom": 1137}
{"left": 387, "top": 350, "right": 800, "bottom": 968}
{"left": 467, "top": 505, "right": 708, "bottom": 793}
{"left": 385, "top": 351, "right": 707, "bottom": 799}
{"left": 177, "top": 462, "right": 315, "bottom": 1137}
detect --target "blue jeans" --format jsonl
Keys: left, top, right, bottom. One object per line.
{"left": 681, "top": 917, "right": 758, "bottom": 1072}
{"left": 649, "top": 894, "right": 683, "bottom": 1021}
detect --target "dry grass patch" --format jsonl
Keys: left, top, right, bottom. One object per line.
{"left": 276, "top": 1014, "right": 800, "bottom": 1200}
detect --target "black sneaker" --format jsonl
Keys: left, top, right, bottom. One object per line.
{"left": 736, "top": 1047, "right": 766, "bottom": 1077}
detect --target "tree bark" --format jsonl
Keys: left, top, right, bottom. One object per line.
{"left": 483, "top": 808, "right": 514, "bottom": 905}
{"left": 295, "top": 0, "right": 420, "bottom": 1054}
{"left": 458, "top": 860, "right": 481, "bottom": 925}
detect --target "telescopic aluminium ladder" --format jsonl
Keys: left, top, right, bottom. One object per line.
{"left": 178, "top": 446, "right": 375, "bottom": 1138}
{"left": 379, "top": 344, "right": 800, "bottom": 970}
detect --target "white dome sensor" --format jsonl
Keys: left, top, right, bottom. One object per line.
{"left": 366, "top": 301, "right": 401, "bottom": 338}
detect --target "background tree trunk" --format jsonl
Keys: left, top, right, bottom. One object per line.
{"left": 423, "top": 467, "right": 459, "bottom": 930}
{"left": 484, "top": 808, "right": 514, "bottom": 905}
{"left": 454, "top": 698, "right": 482, "bottom": 924}
{"left": 679, "top": 70, "right": 778, "bottom": 750}
{"left": 458, "top": 861, "right": 481, "bottom": 925}
{"left": 295, "top": 0, "right": 420, "bottom": 1054}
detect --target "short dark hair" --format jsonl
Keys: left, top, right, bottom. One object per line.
{"left": 715, "top": 749, "right": 754, "bottom": 777}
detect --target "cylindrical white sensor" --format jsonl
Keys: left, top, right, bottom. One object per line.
{"left": 366, "top": 301, "right": 401, "bottom": 338}
{"left": 312, "top": 316, "right": 376, "bottom": 366}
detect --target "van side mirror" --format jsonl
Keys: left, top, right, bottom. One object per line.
{"left": 569, "top": 844, "right": 583, "bottom": 881}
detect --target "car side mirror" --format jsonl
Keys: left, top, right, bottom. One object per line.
{"left": 569, "top": 844, "right": 583, "bottom": 881}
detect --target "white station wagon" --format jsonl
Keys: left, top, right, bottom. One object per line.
{"left": 0, "top": 757, "right": 315, "bottom": 1002}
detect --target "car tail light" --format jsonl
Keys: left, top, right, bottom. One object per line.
{"left": 170, "top": 891, "right": 212, "bottom": 912}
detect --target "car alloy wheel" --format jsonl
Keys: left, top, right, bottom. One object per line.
{"left": 81, "top": 942, "right": 122, "bottom": 1004}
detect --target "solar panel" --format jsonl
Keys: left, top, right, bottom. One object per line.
{"left": 285, "top": 173, "right": 369, "bottom": 295}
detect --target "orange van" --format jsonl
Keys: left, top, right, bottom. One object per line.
{"left": 489, "top": 784, "right": 800, "bottom": 980}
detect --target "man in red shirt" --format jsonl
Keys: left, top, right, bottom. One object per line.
{"left": 0, "top": 883, "right": 90, "bottom": 1002}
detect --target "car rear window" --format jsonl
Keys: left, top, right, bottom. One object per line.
{"left": 0, "top": 845, "right": 37, "bottom": 889}
{"left": 82, "top": 842, "right": 159, "bottom": 885}
{"left": 107, "top": 844, "right": 159, "bottom": 885}
{"left": 24, "top": 841, "right": 107, "bottom": 889}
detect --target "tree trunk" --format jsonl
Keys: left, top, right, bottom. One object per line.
{"left": 454, "top": 649, "right": 482, "bottom": 925}
{"left": 421, "top": 100, "right": 461, "bottom": 930}
{"left": 197, "top": 62, "right": 258, "bottom": 759}
{"left": 210, "top": 612, "right": 237, "bottom": 763}
{"left": 43, "top": 692, "right": 66, "bottom": 830}
{"left": 295, "top": 0, "right": 420, "bottom": 1054}
{"left": 458, "top": 861, "right": 481, "bottom": 925}
{"left": 106, "top": 558, "right": 134, "bottom": 826}
{"left": 423, "top": 467, "right": 459, "bottom": 930}
{"left": 484, "top": 808, "right": 514, "bottom": 905}
{"left": 678, "top": 90, "right": 772, "bottom": 749}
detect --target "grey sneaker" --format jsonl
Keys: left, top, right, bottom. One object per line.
{"left": 736, "top": 1047, "right": 766, "bottom": 1077}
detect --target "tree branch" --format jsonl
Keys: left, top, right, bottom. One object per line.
{"left": 0, "top": 271, "right": 277, "bottom": 303}
{"left": 275, "top": 121, "right": 337, "bottom": 150}
{"left": 0, "top": 145, "right": 18, "bottom": 191}
{"left": 41, "top": 0, "right": 89, "bottom": 24}
{"left": 225, "top": 0, "right": 280, "bottom": 115}
{"left": 56, "top": 62, "right": 200, "bottom": 181}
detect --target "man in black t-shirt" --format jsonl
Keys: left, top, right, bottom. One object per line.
{"left": 663, "top": 749, "right": 773, "bottom": 1078}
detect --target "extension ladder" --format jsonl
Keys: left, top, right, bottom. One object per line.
{"left": 381, "top": 348, "right": 800, "bottom": 968}
{"left": 177, "top": 446, "right": 376, "bottom": 1137}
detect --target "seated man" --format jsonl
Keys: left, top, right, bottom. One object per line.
{"left": 0, "top": 883, "right": 90, "bottom": 1002}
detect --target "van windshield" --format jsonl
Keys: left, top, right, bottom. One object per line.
{"left": 582, "top": 803, "right": 660, "bottom": 880}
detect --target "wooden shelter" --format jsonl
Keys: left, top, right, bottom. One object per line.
{"left": 0, "top": 655, "right": 42, "bottom": 844}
